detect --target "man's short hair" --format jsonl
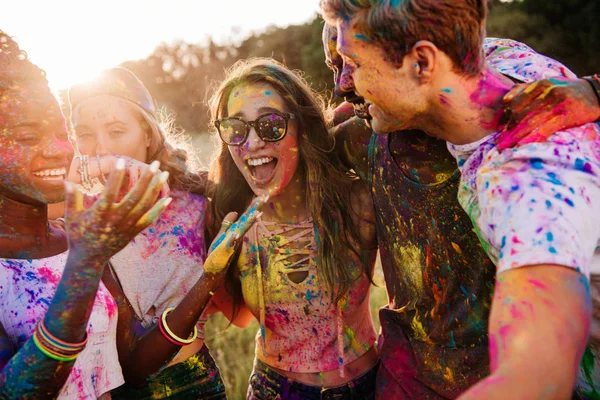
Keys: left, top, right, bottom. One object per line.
{"left": 320, "top": 0, "right": 488, "bottom": 76}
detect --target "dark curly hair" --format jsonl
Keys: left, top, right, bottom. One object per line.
{"left": 0, "top": 30, "right": 49, "bottom": 93}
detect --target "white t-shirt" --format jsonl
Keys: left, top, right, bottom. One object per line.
{"left": 448, "top": 125, "right": 600, "bottom": 278}
{"left": 0, "top": 252, "right": 124, "bottom": 399}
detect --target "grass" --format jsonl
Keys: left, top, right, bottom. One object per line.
{"left": 193, "top": 133, "right": 389, "bottom": 399}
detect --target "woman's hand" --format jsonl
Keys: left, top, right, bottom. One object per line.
{"left": 64, "top": 158, "right": 172, "bottom": 263}
{"left": 204, "top": 196, "right": 268, "bottom": 276}
{"left": 69, "top": 155, "right": 170, "bottom": 198}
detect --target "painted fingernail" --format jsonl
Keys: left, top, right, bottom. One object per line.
{"left": 255, "top": 211, "right": 263, "bottom": 219}
{"left": 116, "top": 158, "right": 126, "bottom": 170}
{"left": 149, "top": 160, "right": 160, "bottom": 173}
{"left": 162, "top": 197, "right": 173, "bottom": 208}
{"left": 158, "top": 171, "right": 170, "bottom": 183}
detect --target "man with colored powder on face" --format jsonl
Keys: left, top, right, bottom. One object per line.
{"left": 322, "top": 19, "right": 600, "bottom": 400}
{"left": 321, "top": 1, "right": 600, "bottom": 399}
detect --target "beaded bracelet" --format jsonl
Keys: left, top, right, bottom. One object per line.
{"left": 583, "top": 74, "right": 600, "bottom": 106}
{"left": 96, "top": 155, "right": 108, "bottom": 184}
{"left": 78, "top": 155, "right": 93, "bottom": 192}
{"left": 159, "top": 308, "right": 198, "bottom": 346}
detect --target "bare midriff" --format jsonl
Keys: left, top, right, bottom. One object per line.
{"left": 268, "top": 345, "right": 378, "bottom": 387}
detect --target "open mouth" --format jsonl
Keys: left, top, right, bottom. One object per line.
{"left": 345, "top": 94, "right": 372, "bottom": 120}
{"left": 32, "top": 167, "right": 67, "bottom": 181}
{"left": 246, "top": 156, "right": 278, "bottom": 185}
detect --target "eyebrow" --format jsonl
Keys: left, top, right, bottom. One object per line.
{"left": 12, "top": 121, "right": 40, "bottom": 129}
{"left": 230, "top": 106, "right": 284, "bottom": 119}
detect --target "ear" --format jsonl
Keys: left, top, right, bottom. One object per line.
{"left": 145, "top": 128, "right": 152, "bottom": 148}
{"left": 408, "top": 40, "right": 437, "bottom": 83}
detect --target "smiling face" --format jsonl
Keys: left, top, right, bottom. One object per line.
{"left": 322, "top": 24, "right": 371, "bottom": 120}
{"left": 72, "top": 95, "right": 150, "bottom": 162}
{"left": 0, "top": 85, "right": 74, "bottom": 204}
{"left": 225, "top": 82, "right": 301, "bottom": 198}
{"left": 336, "top": 20, "right": 428, "bottom": 133}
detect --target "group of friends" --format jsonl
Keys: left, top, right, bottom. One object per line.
{"left": 1, "top": 0, "right": 600, "bottom": 399}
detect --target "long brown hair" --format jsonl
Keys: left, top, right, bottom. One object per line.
{"left": 208, "top": 58, "right": 368, "bottom": 301}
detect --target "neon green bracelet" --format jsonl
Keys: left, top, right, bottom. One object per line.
{"left": 32, "top": 333, "right": 79, "bottom": 362}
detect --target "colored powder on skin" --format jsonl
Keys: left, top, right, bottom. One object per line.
{"left": 354, "top": 33, "right": 370, "bottom": 42}
{"left": 528, "top": 279, "right": 547, "bottom": 289}
{"left": 264, "top": 90, "right": 272, "bottom": 96}
{"left": 441, "top": 88, "right": 452, "bottom": 93}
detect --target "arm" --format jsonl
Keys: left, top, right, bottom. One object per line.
{"left": 482, "top": 38, "right": 599, "bottom": 149}
{"left": 109, "top": 197, "right": 266, "bottom": 384}
{"left": 330, "top": 105, "right": 373, "bottom": 179}
{"left": 459, "top": 265, "right": 590, "bottom": 400}
{"left": 0, "top": 160, "right": 169, "bottom": 398}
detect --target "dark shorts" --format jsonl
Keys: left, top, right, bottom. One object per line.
{"left": 111, "top": 344, "right": 226, "bottom": 400}
{"left": 247, "top": 359, "right": 379, "bottom": 400}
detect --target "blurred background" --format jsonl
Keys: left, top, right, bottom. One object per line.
{"left": 2, "top": 0, "right": 598, "bottom": 397}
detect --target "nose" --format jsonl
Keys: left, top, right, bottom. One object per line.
{"left": 244, "top": 125, "right": 266, "bottom": 152}
{"left": 43, "top": 132, "right": 74, "bottom": 160}
{"left": 94, "top": 135, "right": 110, "bottom": 156}
{"left": 338, "top": 62, "right": 356, "bottom": 95}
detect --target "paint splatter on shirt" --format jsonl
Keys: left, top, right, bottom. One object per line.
{"left": 370, "top": 38, "right": 575, "bottom": 398}
{"left": 238, "top": 216, "right": 376, "bottom": 373}
{"left": 110, "top": 191, "right": 208, "bottom": 334}
{"left": 0, "top": 252, "right": 123, "bottom": 399}
{"left": 448, "top": 125, "right": 600, "bottom": 278}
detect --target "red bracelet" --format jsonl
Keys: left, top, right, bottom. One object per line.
{"left": 157, "top": 317, "right": 185, "bottom": 346}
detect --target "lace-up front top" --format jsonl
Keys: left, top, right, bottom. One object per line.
{"left": 238, "top": 216, "right": 376, "bottom": 373}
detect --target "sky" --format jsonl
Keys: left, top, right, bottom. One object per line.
{"left": 1, "top": 0, "right": 321, "bottom": 90}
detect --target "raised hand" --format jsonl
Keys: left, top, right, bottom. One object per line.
{"left": 64, "top": 159, "right": 172, "bottom": 262}
{"left": 497, "top": 77, "right": 600, "bottom": 150}
{"left": 205, "top": 196, "right": 268, "bottom": 276}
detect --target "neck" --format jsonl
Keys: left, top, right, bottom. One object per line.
{"left": 262, "top": 172, "right": 309, "bottom": 224}
{"left": 426, "top": 66, "right": 514, "bottom": 145}
{"left": 0, "top": 194, "right": 51, "bottom": 241}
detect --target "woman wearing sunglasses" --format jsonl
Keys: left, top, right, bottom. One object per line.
{"left": 66, "top": 67, "right": 263, "bottom": 399}
{"left": 208, "top": 58, "right": 379, "bottom": 399}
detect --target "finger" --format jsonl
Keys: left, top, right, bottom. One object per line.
{"left": 503, "top": 83, "right": 528, "bottom": 104}
{"left": 517, "top": 117, "right": 561, "bottom": 145}
{"left": 208, "top": 212, "right": 239, "bottom": 253}
{"left": 133, "top": 197, "right": 173, "bottom": 233}
{"left": 125, "top": 170, "right": 169, "bottom": 224}
{"left": 98, "top": 158, "right": 126, "bottom": 207}
{"left": 218, "top": 212, "right": 239, "bottom": 237}
{"left": 115, "top": 161, "right": 160, "bottom": 219}
{"left": 127, "top": 164, "right": 142, "bottom": 191}
{"left": 63, "top": 181, "right": 83, "bottom": 219}
{"left": 224, "top": 195, "right": 269, "bottom": 247}
{"left": 160, "top": 180, "right": 171, "bottom": 199}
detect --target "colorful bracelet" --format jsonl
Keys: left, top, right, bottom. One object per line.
{"left": 78, "top": 155, "right": 93, "bottom": 192}
{"left": 159, "top": 308, "right": 198, "bottom": 345}
{"left": 583, "top": 74, "right": 600, "bottom": 106}
{"left": 31, "top": 322, "right": 86, "bottom": 362}
{"left": 38, "top": 320, "right": 88, "bottom": 351}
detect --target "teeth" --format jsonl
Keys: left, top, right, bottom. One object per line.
{"left": 247, "top": 157, "right": 274, "bottom": 167}
{"left": 33, "top": 168, "right": 67, "bottom": 177}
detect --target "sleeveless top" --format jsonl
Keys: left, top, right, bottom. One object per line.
{"left": 238, "top": 216, "right": 376, "bottom": 373}
{"left": 368, "top": 132, "right": 495, "bottom": 398}
{"left": 110, "top": 191, "right": 209, "bottom": 336}
{"left": 0, "top": 252, "right": 124, "bottom": 399}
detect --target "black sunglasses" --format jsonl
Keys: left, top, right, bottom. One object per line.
{"left": 215, "top": 112, "right": 295, "bottom": 146}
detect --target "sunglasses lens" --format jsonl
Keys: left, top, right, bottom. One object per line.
{"left": 257, "top": 114, "right": 287, "bottom": 141}
{"left": 218, "top": 119, "right": 247, "bottom": 145}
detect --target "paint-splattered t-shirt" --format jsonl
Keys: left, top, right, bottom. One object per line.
{"left": 448, "top": 124, "right": 600, "bottom": 278}
{"left": 238, "top": 217, "right": 376, "bottom": 373}
{"left": 110, "top": 191, "right": 208, "bottom": 333}
{"left": 0, "top": 252, "right": 123, "bottom": 399}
